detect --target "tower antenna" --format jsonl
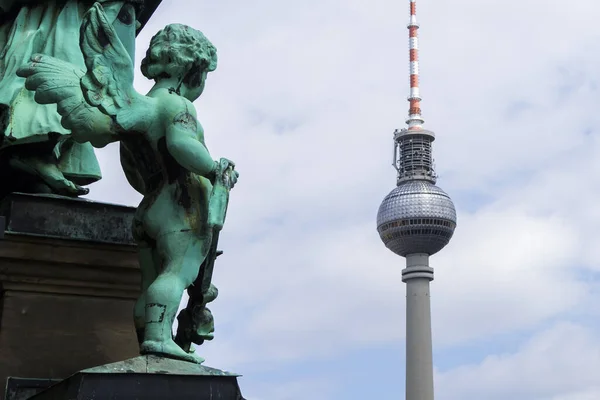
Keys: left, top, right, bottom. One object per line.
{"left": 407, "top": 0, "right": 424, "bottom": 130}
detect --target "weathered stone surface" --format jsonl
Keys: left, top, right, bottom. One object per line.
{"left": 0, "top": 194, "right": 140, "bottom": 400}
{"left": 4, "top": 378, "right": 60, "bottom": 400}
{"left": 29, "top": 355, "right": 245, "bottom": 400}
{"left": 0, "top": 193, "right": 135, "bottom": 244}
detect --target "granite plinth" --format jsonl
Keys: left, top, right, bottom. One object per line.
{"left": 30, "top": 355, "right": 245, "bottom": 400}
{"left": 0, "top": 193, "right": 141, "bottom": 400}
{"left": 4, "top": 378, "right": 60, "bottom": 400}
{"left": 0, "top": 192, "right": 135, "bottom": 244}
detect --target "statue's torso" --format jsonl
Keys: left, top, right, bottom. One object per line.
{"left": 122, "top": 116, "right": 212, "bottom": 239}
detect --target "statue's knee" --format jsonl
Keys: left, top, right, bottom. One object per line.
{"left": 159, "top": 270, "right": 194, "bottom": 291}
{"left": 180, "top": 271, "right": 197, "bottom": 289}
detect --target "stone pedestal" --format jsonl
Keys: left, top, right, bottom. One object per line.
{"left": 4, "top": 378, "right": 59, "bottom": 400}
{"left": 0, "top": 193, "right": 141, "bottom": 399}
{"left": 28, "top": 355, "right": 245, "bottom": 400}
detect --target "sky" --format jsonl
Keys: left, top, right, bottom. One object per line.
{"left": 83, "top": 0, "right": 600, "bottom": 399}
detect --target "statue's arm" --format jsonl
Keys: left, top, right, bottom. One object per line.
{"left": 164, "top": 102, "right": 216, "bottom": 177}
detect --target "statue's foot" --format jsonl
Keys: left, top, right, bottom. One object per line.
{"left": 8, "top": 155, "right": 89, "bottom": 197}
{"left": 43, "top": 173, "right": 88, "bottom": 196}
{"left": 58, "top": 181, "right": 89, "bottom": 197}
{"left": 141, "top": 339, "right": 205, "bottom": 364}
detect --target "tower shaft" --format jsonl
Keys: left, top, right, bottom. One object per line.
{"left": 403, "top": 253, "right": 434, "bottom": 400}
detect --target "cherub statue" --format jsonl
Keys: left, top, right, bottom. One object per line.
{"left": 18, "top": 3, "right": 238, "bottom": 364}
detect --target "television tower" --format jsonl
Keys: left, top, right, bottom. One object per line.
{"left": 376, "top": 0, "right": 457, "bottom": 399}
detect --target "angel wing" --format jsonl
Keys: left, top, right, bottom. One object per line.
{"left": 16, "top": 54, "right": 118, "bottom": 148}
{"left": 17, "top": 2, "right": 155, "bottom": 143}
{"left": 79, "top": 2, "right": 155, "bottom": 132}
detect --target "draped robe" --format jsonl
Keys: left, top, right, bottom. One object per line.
{"left": 0, "top": 0, "right": 138, "bottom": 185}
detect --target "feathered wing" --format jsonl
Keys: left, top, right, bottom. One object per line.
{"left": 79, "top": 2, "right": 155, "bottom": 132}
{"left": 16, "top": 55, "right": 118, "bottom": 148}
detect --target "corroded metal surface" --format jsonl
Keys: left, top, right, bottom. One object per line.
{"left": 0, "top": 1, "right": 162, "bottom": 34}
{"left": 82, "top": 355, "right": 239, "bottom": 377}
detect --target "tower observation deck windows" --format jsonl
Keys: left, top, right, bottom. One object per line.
{"left": 378, "top": 218, "right": 456, "bottom": 233}
{"left": 397, "top": 135, "right": 434, "bottom": 176}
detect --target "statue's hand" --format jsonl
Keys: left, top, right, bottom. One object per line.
{"left": 231, "top": 170, "right": 240, "bottom": 188}
{"left": 214, "top": 158, "right": 239, "bottom": 189}
{"left": 228, "top": 169, "right": 239, "bottom": 189}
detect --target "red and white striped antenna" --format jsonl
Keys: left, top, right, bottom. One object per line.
{"left": 392, "top": 0, "right": 437, "bottom": 184}
{"left": 407, "top": 0, "right": 424, "bottom": 130}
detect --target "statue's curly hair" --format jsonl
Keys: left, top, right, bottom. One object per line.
{"left": 141, "top": 24, "right": 217, "bottom": 86}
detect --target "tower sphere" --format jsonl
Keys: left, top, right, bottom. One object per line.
{"left": 377, "top": 180, "right": 456, "bottom": 257}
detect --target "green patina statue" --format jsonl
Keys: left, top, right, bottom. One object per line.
{"left": 18, "top": 3, "right": 238, "bottom": 364}
{"left": 0, "top": 0, "right": 150, "bottom": 197}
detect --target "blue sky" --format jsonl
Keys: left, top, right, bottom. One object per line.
{"left": 85, "top": 0, "right": 600, "bottom": 399}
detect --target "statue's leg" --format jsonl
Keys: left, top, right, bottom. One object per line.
{"left": 140, "top": 231, "right": 208, "bottom": 364}
{"left": 133, "top": 242, "right": 158, "bottom": 346}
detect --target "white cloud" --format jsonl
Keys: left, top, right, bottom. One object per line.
{"left": 432, "top": 207, "right": 587, "bottom": 346}
{"left": 551, "top": 388, "right": 600, "bottom": 400}
{"left": 436, "top": 322, "right": 600, "bottom": 400}
{"left": 242, "top": 377, "right": 338, "bottom": 400}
